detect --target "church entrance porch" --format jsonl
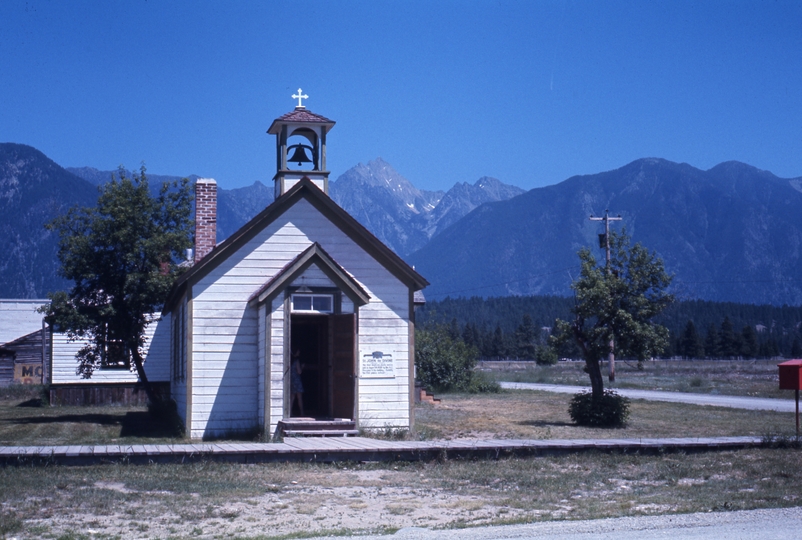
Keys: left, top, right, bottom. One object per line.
{"left": 288, "top": 313, "right": 356, "bottom": 421}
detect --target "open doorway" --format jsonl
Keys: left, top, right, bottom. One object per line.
{"left": 289, "top": 314, "right": 355, "bottom": 419}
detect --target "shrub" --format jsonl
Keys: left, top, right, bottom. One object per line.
{"left": 569, "top": 390, "right": 630, "bottom": 427}
{"left": 0, "top": 383, "right": 48, "bottom": 403}
{"left": 535, "top": 345, "right": 558, "bottom": 365}
{"left": 416, "top": 325, "right": 479, "bottom": 392}
{"left": 465, "top": 372, "right": 501, "bottom": 393}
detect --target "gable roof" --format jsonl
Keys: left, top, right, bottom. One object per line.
{"left": 163, "top": 178, "right": 428, "bottom": 313}
{"left": 247, "top": 242, "right": 370, "bottom": 308}
{"left": 268, "top": 108, "right": 335, "bottom": 134}
{"left": 0, "top": 328, "right": 45, "bottom": 355}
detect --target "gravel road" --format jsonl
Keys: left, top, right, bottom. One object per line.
{"left": 323, "top": 506, "right": 802, "bottom": 539}
{"left": 499, "top": 382, "right": 797, "bottom": 412}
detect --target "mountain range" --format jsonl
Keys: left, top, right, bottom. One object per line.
{"left": 2, "top": 142, "right": 801, "bottom": 306}
{"left": 0, "top": 144, "right": 522, "bottom": 298}
{"left": 329, "top": 158, "right": 525, "bottom": 256}
{"left": 408, "top": 158, "right": 802, "bottom": 305}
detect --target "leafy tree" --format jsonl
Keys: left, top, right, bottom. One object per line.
{"left": 552, "top": 231, "right": 673, "bottom": 401}
{"left": 43, "top": 167, "right": 193, "bottom": 404}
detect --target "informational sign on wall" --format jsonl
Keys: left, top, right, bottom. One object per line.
{"left": 360, "top": 351, "right": 395, "bottom": 378}
{"left": 14, "top": 364, "right": 43, "bottom": 384}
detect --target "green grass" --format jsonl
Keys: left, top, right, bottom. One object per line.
{"left": 0, "top": 385, "right": 186, "bottom": 446}
{"left": 484, "top": 358, "right": 788, "bottom": 398}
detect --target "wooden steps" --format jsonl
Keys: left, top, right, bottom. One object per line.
{"left": 420, "top": 388, "right": 440, "bottom": 404}
{"left": 277, "top": 418, "right": 358, "bottom": 438}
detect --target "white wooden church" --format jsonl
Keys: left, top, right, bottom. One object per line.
{"left": 160, "top": 93, "right": 428, "bottom": 439}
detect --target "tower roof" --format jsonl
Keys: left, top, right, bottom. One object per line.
{"left": 268, "top": 108, "right": 335, "bottom": 134}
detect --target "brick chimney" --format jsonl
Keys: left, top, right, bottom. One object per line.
{"left": 194, "top": 178, "right": 217, "bottom": 263}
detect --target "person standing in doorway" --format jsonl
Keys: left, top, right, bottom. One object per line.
{"left": 290, "top": 348, "right": 305, "bottom": 416}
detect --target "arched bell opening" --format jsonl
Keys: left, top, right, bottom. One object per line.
{"left": 286, "top": 128, "right": 320, "bottom": 171}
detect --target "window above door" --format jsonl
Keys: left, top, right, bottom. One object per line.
{"left": 291, "top": 293, "right": 334, "bottom": 314}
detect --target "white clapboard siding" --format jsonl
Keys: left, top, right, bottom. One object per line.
{"left": 171, "top": 299, "right": 188, "bottom": 425}
{"left": 268, "top": 296, "right": 285, "bottom": 433}
{"left": 186, "top": 198, "right": 414, "bottom": 437}
{"left": 51, "top": 314, "right": 171, "bottom": 384}
{"left": 257, "top": 303, "right": 266, "bottom": 427}
{"left": 290, "top": 265, "right": 335, "bottom": 288}
{"left": 0, "top": 299, "right": 47, "bottom": 345}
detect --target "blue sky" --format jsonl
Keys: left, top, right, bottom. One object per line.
{"left": 2, "top": 1, "right": 801, "bottom": 191}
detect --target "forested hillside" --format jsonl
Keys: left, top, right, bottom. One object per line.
{"left": 417, "top": 296, "right": 802, "bottom": 360}
{"left": 409, "top": 158, "right": 802, "bottom": 305}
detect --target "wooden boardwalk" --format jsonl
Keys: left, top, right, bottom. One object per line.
{"left": 0, "top": 436, "right": 764, "bottom": 466}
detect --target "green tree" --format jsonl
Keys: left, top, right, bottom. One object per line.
{"left": 43, "top": 167, "right": 193, "bottom": 404}
{"left": 759, "top": 337, "right": 780, "bottom": 359}
{"left": 490, "top": 324, "right": 506, "bottom": 359}
{"left": 552, "top": 231, "right": 673, "bottom": 401}
{"left": 447, "top": 317, "right": 461, "bottom": 342}
{"left": 704, "top": 323, "right": 720, "bottom": 359}
{"left": 514, "top": 314, "right": 538, "bottom": 360}
{"left": 680, "top": 320, "right": 705, "bottom": 359}
{"left": 719, "top": 317, "right": 740, "bottom": 358}
{"left": 740, "top": 325, "right": 758, "bottom": 359}
{"left": 791, "top": 337, "right": 802, "bottom": 358}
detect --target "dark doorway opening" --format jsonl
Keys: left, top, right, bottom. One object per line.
{"left": 290, "top": 314, "right": 355, "bottom": 419}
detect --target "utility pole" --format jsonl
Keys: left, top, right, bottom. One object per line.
{"left": 589, "top": 210, "right": 622, "bottom": 382}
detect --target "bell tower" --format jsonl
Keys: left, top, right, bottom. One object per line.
{"left": 268, "top": 89, "right": 336, "bottom": 198}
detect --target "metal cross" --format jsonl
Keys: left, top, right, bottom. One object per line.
{"left": 292, "top": 88, "right": 309, "bottom": 108}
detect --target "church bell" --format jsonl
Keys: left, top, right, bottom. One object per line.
{"left": 287, "top": 144, "right": 313, "bottom": 166}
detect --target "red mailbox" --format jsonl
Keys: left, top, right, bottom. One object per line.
{"left": 778, "top": 359, "right": 802, "bottom": 390}
{"left": 778, "top": 359, "right": 802, "bottom": 435}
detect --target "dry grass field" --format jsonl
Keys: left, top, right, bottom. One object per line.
{"left": 0, "top": 368, "right": 800, "bottom": 539}
{"left": 1, "top": 444, "right": 800, "bottom": 539}
{"left": 483, "top": 358, "right": 787, "bottom": 398}
{"left": 415, "top": 391, "right": 795, "bottom": 441}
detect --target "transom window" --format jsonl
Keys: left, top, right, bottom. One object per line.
{"left": 291, "top": 293, "right": 333, "bottom": 313}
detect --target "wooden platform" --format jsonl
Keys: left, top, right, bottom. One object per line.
{"left": 0, "top": 436, "right": 765, "bottom": 467}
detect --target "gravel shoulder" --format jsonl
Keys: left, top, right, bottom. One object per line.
{"left": 330, "top": 506, "right": 802, "bottom": 539}
{"left": 500, "top": 382, "right": 797, "bottom": 412}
